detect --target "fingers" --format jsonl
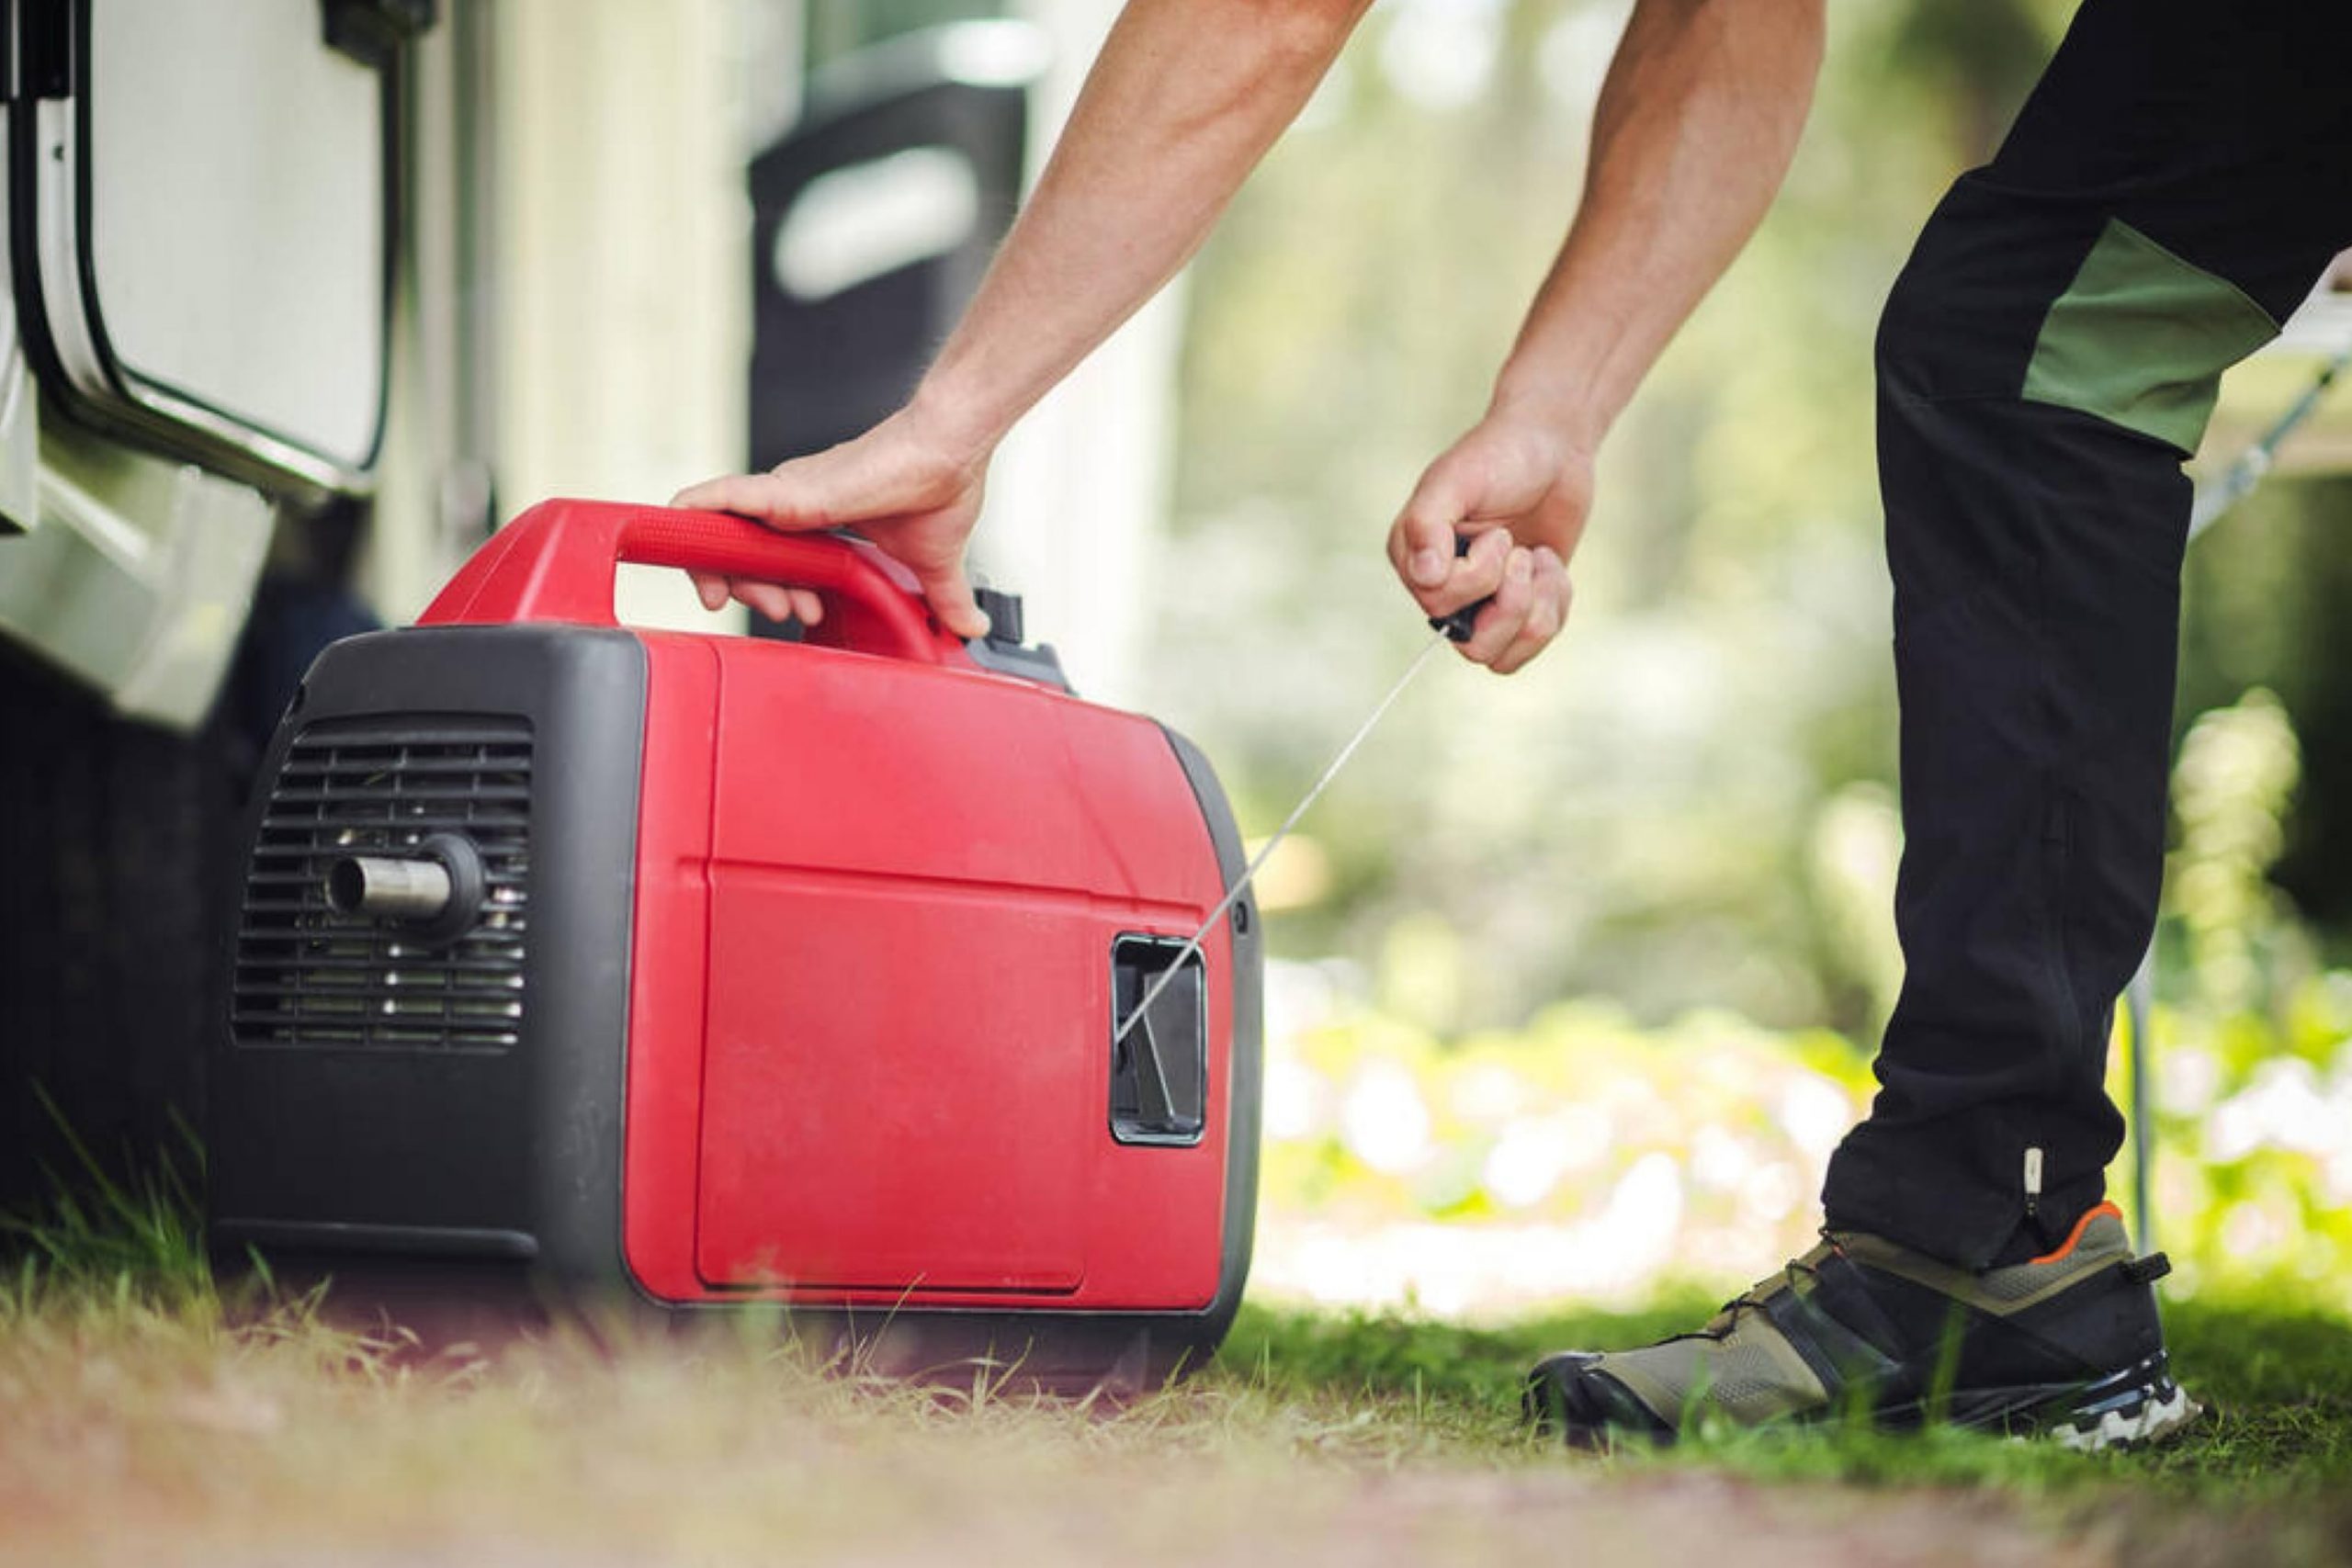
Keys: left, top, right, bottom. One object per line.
{"left": 673, "top": 468, "right": 830, "bottom": 620}
{"left": 1456, "top": 545, "right": 1534, "bottom": 665}
{"left": 1410, "top": 527, "right": 1510, "bottom": 648}
{"left": 1388, "top": 516, "right": 1510, "bottom": 620}
{"left": 674, "top": 418, "right": 949, "bottom": 528}
{"left": 684, "top": 573, "right": 828, "bottom": 626}
{"left": 670, "top": 470, "right": 826, "bottom": 530}
{"left": 1388, "top": 465, "right": 1476, "bottom": 597}
{"left": 1455, "top": 545, "right": 1571, "bottom": 673}
{"left": 913, "top": 559, "right": 990, "bottom": 640}
{"left": 1438, "top": 527, "right": 1511, "bottom": 617}
{"left": 1387, "top": 453, "right": 1519, "bottom": 620}
{"left": 1489, "top": 548, "right": 1571, "bottom": 675}
{"left": 732, "top": 580, "right": 798, "bottom": 625}
{"left": 1390, "top": 479, "right": 1461, "bottom": 591}
{"left": 675, "top": 423, "right": 984, "bottom": 638}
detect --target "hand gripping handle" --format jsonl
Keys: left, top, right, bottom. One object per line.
{"left": 1427, "top": 531, "right": 1497, "bottom": 643}
{"left": 418, "top": 499, "right": 960, "bottom": 665}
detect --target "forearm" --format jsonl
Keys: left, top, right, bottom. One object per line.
{"left": 911, "top": 0, "right": 1369, "bottom": 459}
{"left": 1491, "top": 0, "right": 1823, "bottom": 448}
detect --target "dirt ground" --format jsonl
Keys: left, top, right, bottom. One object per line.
{"left": 6, "top": 1383, "right": 2346, "bottom": 1568}
{"left": 6, "top": 1276, "right": 2347, "bottom": 1568}
{"left": 12, "top": 1468, "right": 2347, "bottom": 1568}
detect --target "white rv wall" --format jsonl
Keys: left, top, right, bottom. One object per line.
{"left": 973, "top": 0, "right": 1176, "bottom": 707}
{"left": 490, "top": 0, "right": 753, "bottom": 631}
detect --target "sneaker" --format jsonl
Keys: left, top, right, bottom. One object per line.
{"left": 1524, "top": 1203, "right": 2198, "bottom": 1450}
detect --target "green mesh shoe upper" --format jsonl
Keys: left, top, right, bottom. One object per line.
{"left": 1594, "top": 1239, "right": 1844, "bottom": 1427}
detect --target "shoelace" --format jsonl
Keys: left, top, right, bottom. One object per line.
{"left": 1689, "top": 1231, "right": 1844, "bottom": 1344}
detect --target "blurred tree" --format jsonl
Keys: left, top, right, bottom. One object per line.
{"left": 1881, "top": 0, "right": 2059, "bottom": 161}
{"left": 2181, "top": 475, "right": 2352, "bottom": 941}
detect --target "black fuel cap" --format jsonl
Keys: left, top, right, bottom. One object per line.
{"left": 974, "top": 587, "right": 1025, "bottom": 648}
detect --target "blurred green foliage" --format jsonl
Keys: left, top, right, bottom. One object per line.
{"left": 2182, "top": 473, "right": 2352, "bottom": 933}
{"left": 1251, "top": 687, "right": 2352, "bottom": 1300}
{"left": 2137, "top": 690, "right": 2352, "bottom": 1295}
{"left": 1253, "top": 991, "right": 1870, "bottom": 1308}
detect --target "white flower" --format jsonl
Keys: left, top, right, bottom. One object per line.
{"left": 1340, "top": 1062, "right": 1433, "bottom": 1175}
{"left": 1483, "top": 1120, "right": 1568, "bottom": 1210}
{"left": 1777, "top": 1074, "right": 1853, "bottom": 1161}
{"left": 1262, "top": 1057, "right": 1330, "bottom": 1143}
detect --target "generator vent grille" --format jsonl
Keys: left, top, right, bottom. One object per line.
{"left": 232, "top": 716, "right": 533, "bottom": 1052}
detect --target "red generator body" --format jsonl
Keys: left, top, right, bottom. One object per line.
{"left": 209, "top": 499, "right": 1262, "bottom": 1387}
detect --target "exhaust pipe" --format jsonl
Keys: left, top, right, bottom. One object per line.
{"left": 322, "top": 834, "right": 485, "bottom": 942}
{"left": 325, "top": 855, "right": 454, "bottom": 921}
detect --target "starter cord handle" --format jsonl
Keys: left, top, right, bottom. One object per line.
{"left": 420, "top": 498, "right": 961, "bottom": 665}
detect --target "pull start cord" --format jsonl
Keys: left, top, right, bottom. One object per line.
{"left": 1114, "top": 626, "right": 1457, "bottom": 1046}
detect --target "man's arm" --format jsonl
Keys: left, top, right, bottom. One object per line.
{"left": 1394, "top": 0, "right": 1823, "bottom": 672}
{"left": 677, "top": 0, "right": 1372, "bottom": 636}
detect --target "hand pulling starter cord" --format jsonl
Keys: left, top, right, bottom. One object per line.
{"left": 1114, "top": 547, "right": 1494, "bottom": 1050}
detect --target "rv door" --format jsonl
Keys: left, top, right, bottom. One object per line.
{"left": 9, "top": 0, "right": 425, "bottom": 502}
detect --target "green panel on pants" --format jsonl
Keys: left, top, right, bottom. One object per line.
{"left": 2021, "top": 219, "right": 2280, "bottom": 455}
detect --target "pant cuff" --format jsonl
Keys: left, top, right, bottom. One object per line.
{"left": 1821, "top": 1121, "right": 2109, "bottom": 1270}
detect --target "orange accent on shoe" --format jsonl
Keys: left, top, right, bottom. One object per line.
{"left": 2030, "top": 1200, "right": 2125, "bottom": 1266}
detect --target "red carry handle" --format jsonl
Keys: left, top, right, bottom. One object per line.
{"left": 418, "top": 498, "right": 965, "bottom": 665}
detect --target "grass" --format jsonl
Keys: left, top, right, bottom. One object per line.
{"left": 5, "top": 1170, "right": 2351, "bottom": 1567}
{"left": 1226, "top": 1292, "right": 2352, "bottom": 1498}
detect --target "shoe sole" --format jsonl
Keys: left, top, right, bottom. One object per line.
{"left": 1532, "top": 1351, "right": 2202, "bottom": 1451}
{"left": 2022, "top": 1352, "right": 2202, "bottom": 1451}
{"left": 1880, "top": 1351, "right": 2200, "bottom": 1451}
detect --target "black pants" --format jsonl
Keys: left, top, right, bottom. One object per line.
{"left": 1819, "top": 0, "right": 2352, "bottom": 1269}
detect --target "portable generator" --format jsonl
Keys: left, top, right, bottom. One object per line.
{"left": 209, "top": 499, "right": 1262, "bottom": 1389}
